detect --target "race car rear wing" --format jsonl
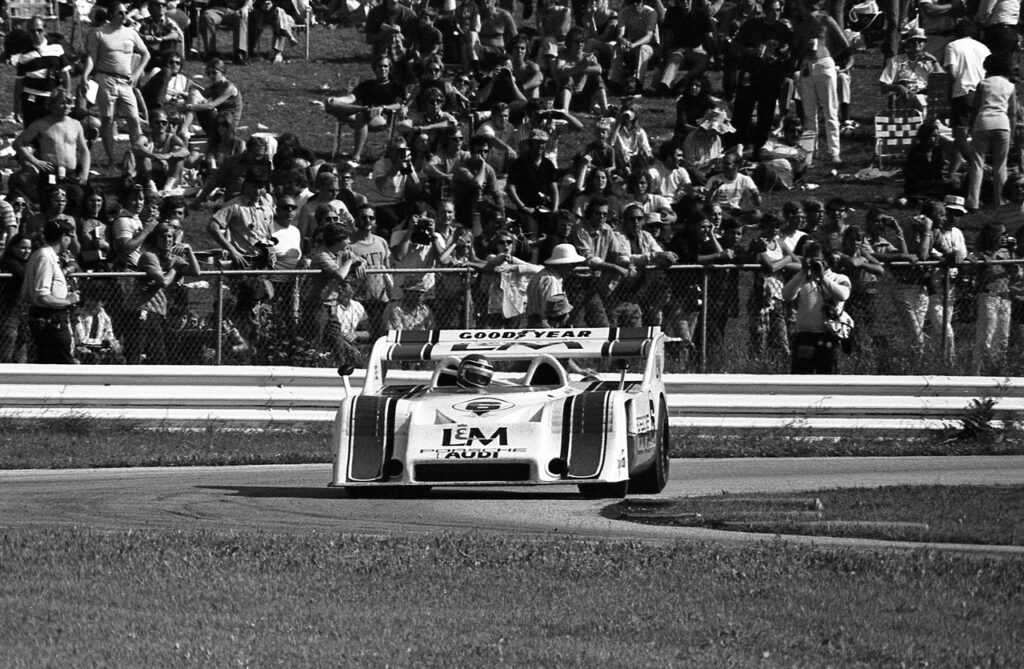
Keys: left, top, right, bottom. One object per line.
{"left": 380, "top": 327, "right": 661, "bottom": 361}
{"left": 361, "top": 328, "right": 666, "bottom": 393}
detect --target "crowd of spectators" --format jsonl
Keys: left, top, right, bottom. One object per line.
{"left": 2, "top": 0, "right": 1024, "bottom": 374}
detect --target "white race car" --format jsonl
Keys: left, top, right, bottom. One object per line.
{"left": 330, "top": 327, "right": 670, "bottom": 498}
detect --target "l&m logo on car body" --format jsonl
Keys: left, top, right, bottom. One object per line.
{"left": 441, "top": 425, "right": 509, "bottom": 447}
{"left": 451, "top": 341, "right": 585, "bottom": 352}
{"left": 452, "top": 397, "right": 515, "bottom": 416}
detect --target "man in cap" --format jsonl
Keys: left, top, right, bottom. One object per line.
{"left": 507, "top": 128, "right": 560, "bottom": 238}
{"left": 22, "top": 218, "right": 80, "bottom": 363}
{"left": 880, "top": 27, "right": 944, "bottom": 111}
{"left": 525, "top": 242, "right": 586, "bottom": 327}
{"left": 383, "top": 274, "right": 435, "bottom": 331}
{"left": 207, "top": 167, "right": 276, "bottom": 268}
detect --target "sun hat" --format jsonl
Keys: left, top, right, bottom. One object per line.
{"left": 902, "top": 27, "right": 927, "bottom": 42}
{"left": 697, "top": 108, "right": 736, "bottom": 134}
{"left": 544, "top": 243, "right": 587, "bottom": 265}
{"left": 944, "top": 194, "right": 967, "bottom": 214}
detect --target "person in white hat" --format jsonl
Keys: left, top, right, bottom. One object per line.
{"left": 879, "top": 27, "right": 943, "bottom": 111}
{"left": 680, "top": 108, "right": 736, "bottom": 182}
{"left": 525, "top": 242, "right": 585, "bottom": 327}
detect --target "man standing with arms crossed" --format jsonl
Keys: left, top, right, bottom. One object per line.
{"left": 81, "top": 2, "right": 150, "bottom": 169}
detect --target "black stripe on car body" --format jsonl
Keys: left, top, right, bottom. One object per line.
{"left": 347, "top": 396, "right": 397, "bottom": 482}
{"left": 566, "top": 391, "right": 611, "bottom": 479}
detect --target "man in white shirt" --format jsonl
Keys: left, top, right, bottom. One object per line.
{"left": 944, "top": 19, "right": 992, "bottom": 179}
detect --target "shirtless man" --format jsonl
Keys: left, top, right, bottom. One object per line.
{"left": 468, "top": 0, "right": 517, "bottom": 71}
{"left": 80, "top": 2, "right": 150, "bottom": 167}
{"left": 13, "top": 91, "right": 90, "bottom": 215}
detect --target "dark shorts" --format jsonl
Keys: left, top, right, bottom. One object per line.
{"left": 950, "top": 95, "right": 972, "bottom": 129}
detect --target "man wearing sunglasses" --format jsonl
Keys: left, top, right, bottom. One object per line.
{"left": 81, "top": 2, "right": 150, "bottom": 168}
{"left": 12, "top": 16, "right": 72, "bottom": 128}
{"left": 131, "top": 109, "right": 188, "bottom": 192}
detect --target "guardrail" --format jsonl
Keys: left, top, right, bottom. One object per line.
{"left": 2, "top": 365, "right": 1021, "bottom": 433}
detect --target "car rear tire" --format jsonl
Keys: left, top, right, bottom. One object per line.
{"left": 578, "top": 480, "right": 629, "bottom": 499}
{"left": 628, "top": 399, "right": 670, "bottom": 495}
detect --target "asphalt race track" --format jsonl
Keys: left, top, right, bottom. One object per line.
{"left": 2, "top": 456, "right": 1024, "bottom": 552}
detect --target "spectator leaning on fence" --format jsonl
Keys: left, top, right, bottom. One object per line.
{"left": 128, "top": 222, "right": 201, "bottom": 364}
{"left": 782, "top": 239, "right": 852, "bottom": 374}
{"left": 969, "top": 220, "right": 1018, "bottom": 373}
{"left": 303, "top": 220, "right": 366, "bottom": 364}
{"left": 21, "top": 219, "right": 80, "bottom": 364}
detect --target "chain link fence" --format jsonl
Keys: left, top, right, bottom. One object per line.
{"left": 2, "top": 261, "right": 1022, "bottom": 375}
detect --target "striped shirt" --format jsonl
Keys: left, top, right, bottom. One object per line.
{"left": 13, "top": 42, "right": 70, "bottom": 99}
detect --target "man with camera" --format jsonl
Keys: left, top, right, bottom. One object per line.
{"left": 782, "top": 240, "right": 852, "bottom": 374}
{"left": 389, "top": 201, "right": 447, "bottom": 301}
{"left": 207, "top": 167, "right": 276, "bottom": 268}
{"left": 369, "top": 137, "right": 422, "bottom": 233}
{"left": 507, "top": 129, "right": 560, "bottom": 239}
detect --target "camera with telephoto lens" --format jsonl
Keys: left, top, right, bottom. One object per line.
{"left": 411, "top": 217, "right": 434, "bottom": 245}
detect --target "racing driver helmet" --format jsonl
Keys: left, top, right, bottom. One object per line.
{"left": 457, "top": 354, "right": 494, "bottom": 389}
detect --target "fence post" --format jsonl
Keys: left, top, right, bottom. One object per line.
{"left": 214, "top": 271, "right": 224, "bottom": 365}
{"left": 462, "top": 268, "right": 472, "bottom": 328}
{"left": 699, "top": 266, "right": 709, "bottom": 373}
{"left": 942, "top": 263, "right": 950, "bottom": 363}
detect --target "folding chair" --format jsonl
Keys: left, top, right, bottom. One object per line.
{"left": 874, "top": 109, "right": 923, "bottom": 170}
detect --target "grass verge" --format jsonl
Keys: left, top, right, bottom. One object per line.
{"left": 0, "top": 529, "right": 1021, "bottom": 667}
{"left": 3, "top": 418, "right": 1024, "bottom": 469}
{"left": 616, "top": 485, "right": 1024, "bottom": 546}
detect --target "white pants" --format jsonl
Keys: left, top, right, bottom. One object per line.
{"left": 799, "top": 58, "right": 840, "bottom": 160}
{"left": 974, "top": 293, "right": 1011, "bottom": 372}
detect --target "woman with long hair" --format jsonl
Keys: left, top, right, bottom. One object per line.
{"left": 0, "top": 233, "right": 33, "bottom": 362}
{"left": 671, "top": 75, "right": 715, "bottom": 145}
